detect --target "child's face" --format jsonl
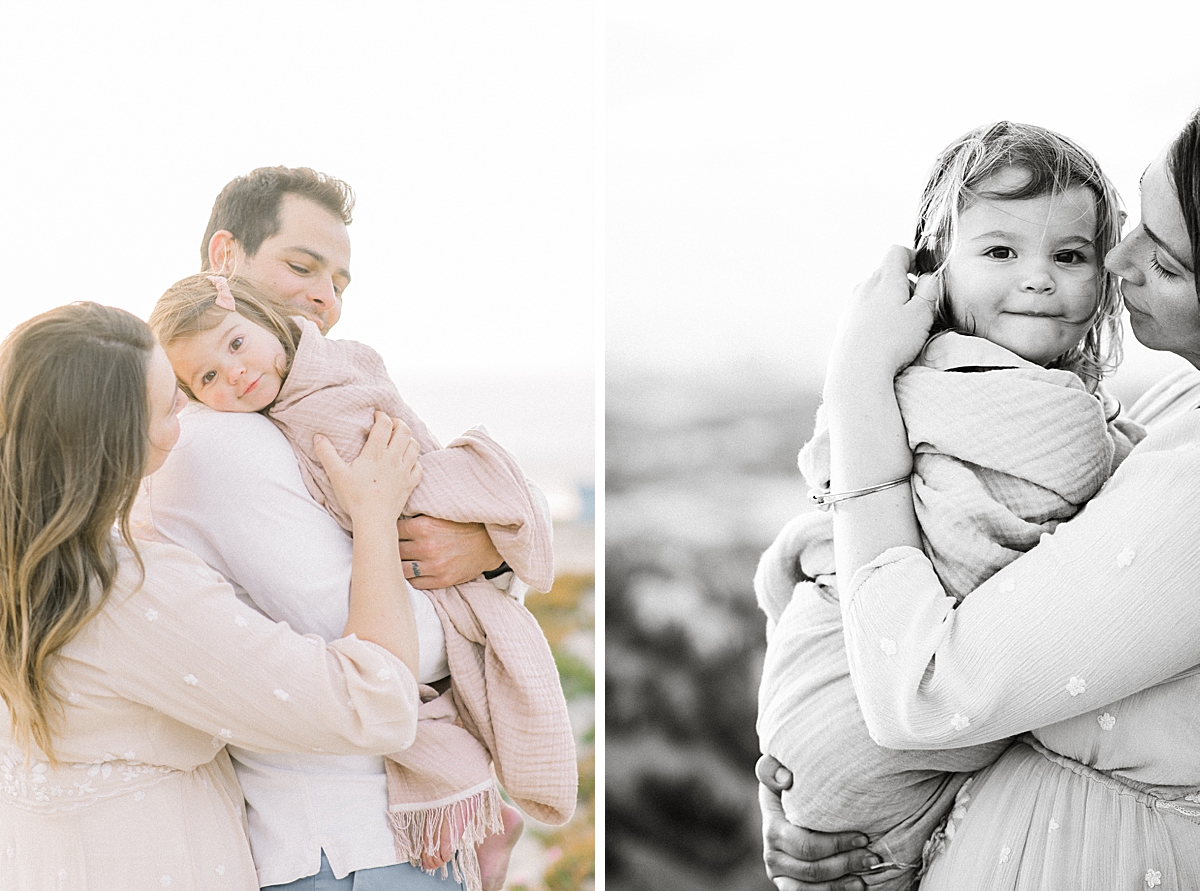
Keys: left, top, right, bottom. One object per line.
{"left": 942, "top": 168, "right": 1101, "bottom": 366}
{"left": 166, "top": 314, "right": 287, "bottom": 413}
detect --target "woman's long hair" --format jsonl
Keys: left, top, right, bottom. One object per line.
{"left": 1168, "top": 107, "right": 1200, "bottom": 298}
{"left": 0, "top": 302, "right": 154, "bottom": 762}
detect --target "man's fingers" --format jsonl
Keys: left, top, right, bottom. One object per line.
{"left": 755, "top": 753, "right": 793, "bottom": 793}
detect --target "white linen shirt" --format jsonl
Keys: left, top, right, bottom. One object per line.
{"left": 134, "top": 404, "right": 455, "bottom": 886}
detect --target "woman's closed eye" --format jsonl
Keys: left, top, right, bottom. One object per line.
{"left": 1149, "top": 252, "right": 1179, "bottom": 279}
{"left": 287, "top": 262, "right": 309, "bottom": 275}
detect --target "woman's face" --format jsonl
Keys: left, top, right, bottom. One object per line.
{"left": 1105, "top": 147, "right": 1200, "bottom": 366}
{"left": 146, "top": 344, "right": 187, "bottom": 476}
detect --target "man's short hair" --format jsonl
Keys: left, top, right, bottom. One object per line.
{"left": 200, "top": 166, "right": 355, "bottom": 270}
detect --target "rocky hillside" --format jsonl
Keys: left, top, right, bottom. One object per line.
{"left": 606, "top": 369, "right": 821, "bottom": 891}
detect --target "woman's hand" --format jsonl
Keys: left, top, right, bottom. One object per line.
{"left": 756, "top": 755, "right": 877, "bottom": 891}
{"left": 314, "top": 412, "right": 422, "bottom": 526}
{"left": 827, "top": 245, "right": 939, "bottom": 391}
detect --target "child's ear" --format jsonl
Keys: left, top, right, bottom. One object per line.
{"left": 207, "top": 230, "right": 241, "bottom": 276}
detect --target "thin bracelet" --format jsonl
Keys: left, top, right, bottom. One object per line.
{"left": 809, "top": 474, "right": 911, "bottom": 512}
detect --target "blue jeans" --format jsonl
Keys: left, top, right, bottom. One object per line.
{"left": 262, "top": 853, "right": 464, "bottom": 891}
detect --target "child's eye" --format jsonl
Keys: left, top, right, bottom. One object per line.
{"left": 201, "top": 371, "right": 216, "bottom": 385}
{"left": 984, "top": 247, "right": 1015, "bottom": 260}
{"left": 231, "top": 337, "right": 244, "bottom": 351}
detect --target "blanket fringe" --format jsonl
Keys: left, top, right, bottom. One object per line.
{"left": 388, "top": 785, "right": 505, "bottom": 891}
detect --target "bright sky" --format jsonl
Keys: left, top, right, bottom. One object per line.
{"left": 0, "top": 2, "right": 597, "bottom": 493}
{"left": 607, "top": 0, "right": 1200, "bottom": 393}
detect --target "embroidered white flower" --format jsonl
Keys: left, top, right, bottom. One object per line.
{"left": 1098, "top": 713, "right": 1116, "bottom": 731}
{"left": 59, "top": 869, "right": 68, "bottom": 880}
{"left": 1048, "top": 819, "right": 1059, "bottom": 833}
{"left": 234, "top": 615, "right": 247, "bottom": 628}
{"left": 218, "top": 729, "right": 232, "bottom": 740}
{"left": 377, "top": 668, "right": 393, "bottom": 681}
{"left": 879, "top": 638, "right": 897, "bottom": 656}
{"left": 999, "top": 845, "right": 1011, "bottom": 864}
{"left": 215, "top": 866, "right": 225, "bottom": 876}
{"left": 274, "top": 689, "right": 290, "bottom": 701}
{"left": 161, "top": 876, "right": 171, "bottom": 888}
{"left": 1116, "top": 548, "right": 1136, "bottom": 568}
{"left": 183, "top": 675, "right": 198, "bottom": 687}
{"left": 211, "top": 737, "right": 222, "bottom": 748}
{"left": 7, "top": 847, "right": 14, "bottom": 859}
{"left": 123, "top": 751, "right": 135, "bottom": 761}
{"left": 950, "top": 713, "right": 970, "bottom": 731}
{"left": 134, "top": 790, "right": 145, "bottom": 802}
{"left": 1146, "top": 868, "right": 1162, "bottom": 888}
{"left": 145, "top": 609, "right": 159, "bottom": 622}
{"left": 67, "top": 692, "right": 81, "bottom": 705}
{"left": 998, "top": 579, "right": 1016, "bottom": 594}
{"left": 1065, "top": 677, "right": 1087, "bottom": 697}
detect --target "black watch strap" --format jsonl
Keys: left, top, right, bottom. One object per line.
{"left": 482, "top": 561, "right": 512, "bottom": 580}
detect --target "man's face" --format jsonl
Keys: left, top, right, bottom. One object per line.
{"left": 231, "top": 193, "right": 352, "bottom": 332}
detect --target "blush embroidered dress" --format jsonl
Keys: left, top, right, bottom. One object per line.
{"left": 837, "top": 368, "right": 1200, "bottom": 888}
{"left": 0, "top": 536, "right": 421, "bottom": 891}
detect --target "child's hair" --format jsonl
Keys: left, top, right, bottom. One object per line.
{"left": 148, "top": 274, "right": 302, "bottom": 403}
{"left": 914, "top": 121, "right": 1124, "bottom": 383}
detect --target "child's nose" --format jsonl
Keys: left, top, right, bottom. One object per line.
{"left": 1021, "top": 261, "right": 1056, "bottom": 294}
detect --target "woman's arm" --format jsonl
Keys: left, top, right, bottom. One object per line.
{"left": 315, "top": 412, "right": 423, "bottom": 678}
{"left": 823, "top": 247, "right": 933, "bottom": 581}
{"left": 826, "top": 249, "right": 1200, "bottom": 748}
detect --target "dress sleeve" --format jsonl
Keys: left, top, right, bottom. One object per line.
{"left": 96, "top": 541, "right": 420, "bottom": 756}
{"left": 840, "top": 412, "right": 1200, "bottom": 750}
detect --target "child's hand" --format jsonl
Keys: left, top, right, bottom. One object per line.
{"left": 314, "top": 412, "right": 422, "bottom": 525}
{"left": 827, "top": 245, "right": 938, "bottom": 390}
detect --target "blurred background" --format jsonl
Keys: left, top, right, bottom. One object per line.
{"left": 605, "top": 2, "right": 1200, "bottom": 889}
{"left": 1, "top": 4, "right": 596, "bottom": 888}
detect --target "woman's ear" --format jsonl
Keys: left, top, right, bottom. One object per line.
{"left": 207, "top": 230, "right": 241, "bottom": 276}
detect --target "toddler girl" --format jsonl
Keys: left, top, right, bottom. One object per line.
{"left": 756, "top": 121, "right": 1144, "bottom": 889}
{"left": 150, "top": 275, "right": 576, "bottom": 891}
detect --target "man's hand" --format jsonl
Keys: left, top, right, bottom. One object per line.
{"left": 756, "top": 755, "right": 879, "bottom": 891}
{"left": 397, "top": 515, "right": 503, "bottom": 590}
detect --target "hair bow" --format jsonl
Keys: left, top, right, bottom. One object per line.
{"left": 207, "top": 275, "right": 236, "bottom": 312}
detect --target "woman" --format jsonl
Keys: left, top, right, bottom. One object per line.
{"left": 0, "top": 302, "right": 426, "bottom": 889}
{"left": 760, "top": 108, "right": 1200, "bottom": 889}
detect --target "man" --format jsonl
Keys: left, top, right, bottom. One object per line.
{"left": 141, "top": 166, "right": 533, "bottom": 890}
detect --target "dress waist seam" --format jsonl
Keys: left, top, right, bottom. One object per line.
{"left": 1020, "top": 733, "right": 1200, "bottom": 825}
